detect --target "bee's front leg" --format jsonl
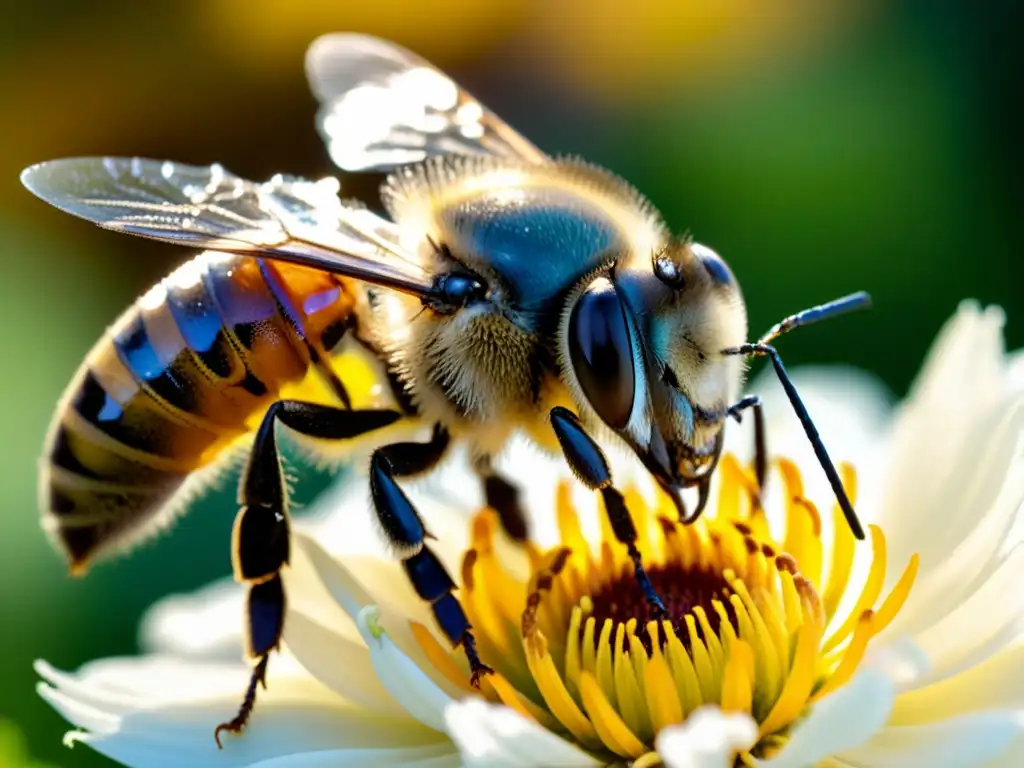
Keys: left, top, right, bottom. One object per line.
{"left": 548, "top": 406, "right": 669, "bottom": 621}
{"left": 727, "top": 394, "right": 767, "bottom": 490}
{"left": 216, "top": 402, "right": 403, "bottom": 748}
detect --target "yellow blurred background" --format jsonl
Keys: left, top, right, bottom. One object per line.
{"left": 1, "top": 2, "right": 1020, "bottom": 765}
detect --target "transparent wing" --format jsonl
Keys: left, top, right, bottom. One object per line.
{"left": 20, "top": 157, "right": 435, "bottom": 297}
{"left": 307, "top": 33, "right": 547, "bottom": 172}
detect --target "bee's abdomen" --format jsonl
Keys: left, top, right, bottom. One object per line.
{"left": 42, "top": 252, "right": 337, "bottom": 571}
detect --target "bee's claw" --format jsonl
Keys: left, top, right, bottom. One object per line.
{"left": 469, "top": 662, "right": 495, "bottom": 689}
{"left": 214, "top": 718, "right": 244, "bottom": 750}
{"left": 213, "top": 655, "right": 268, "bottom": 749}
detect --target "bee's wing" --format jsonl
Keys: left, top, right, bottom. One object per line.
{"left": 307, "top": 33, "right": 547, "bottom": 172}
{"left": 20, "top": 156, "right": 436, "bottom": 297}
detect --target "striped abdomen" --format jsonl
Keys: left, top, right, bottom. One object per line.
{"left": 42, "top": 251, "right": 358, "bottom": 572}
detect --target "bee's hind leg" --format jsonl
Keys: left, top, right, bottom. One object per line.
{"left": 472, "top": 454, "right": 529, "bottom": 543}
{"left": 548, "top": 407, "right": 669, "bottom": 621}
{"left": 215, "top": 401, "right": 404, "bottom": 748}
{"left": 370, "top": 427, "right": 494, "bottom": 686}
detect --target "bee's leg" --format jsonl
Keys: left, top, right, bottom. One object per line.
{"left": 472, "top": 454, "right": 529, "bottom": 542}
{"left": 727, "top": 394, "right": 767, "bottom": 490}
{"left": 549, "top": 407, "right": 668, "bottom": 620}
{"left": 371, "top": 429, "right": 495, "bottom": 686}
{"left": 215, "top": 402, "right": 403, "bottom": 747}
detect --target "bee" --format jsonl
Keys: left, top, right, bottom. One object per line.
{"left": 22, "top": 34, "right": 870, "bottom": 745}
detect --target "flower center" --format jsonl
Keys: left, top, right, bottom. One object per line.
{"left": 410, "top": 456, "right": 919, "bottom": 765}
{"left": 587, "top": 561, "right": 735, "bottom": 651}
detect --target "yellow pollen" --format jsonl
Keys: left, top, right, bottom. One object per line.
{"left": 410, "top": 457, "right": 919, "bottom": 763}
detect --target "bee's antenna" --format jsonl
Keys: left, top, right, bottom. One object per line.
{"left": 722, "top": 292, "right": 872, "bottom": 540}
{"left": 757, "top": 291, "right": 871, "bottom": 345}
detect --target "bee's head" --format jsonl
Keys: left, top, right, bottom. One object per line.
{"left": 560, "top": 237, "right": 748, "bottom": 509}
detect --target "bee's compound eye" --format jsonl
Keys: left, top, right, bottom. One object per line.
{"left": 568, "top": 278, "right": 635, "bottom": 430}
{"left": 692, "top": 243, "right": 734, "bottom": 287}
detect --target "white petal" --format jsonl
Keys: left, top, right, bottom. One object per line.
{"left": 140, "top": 578, "right": 244, "bottom": 658}
{"left": 1008, "top": 348, "right": 1024, "bottom": 394}
{"left": 290, "top": 534, "right": 467, "bottom": 699}
{"left": 656, "top": 707, "right": 758, "bottom": 768}
{"left": 283, "top": 610, "right": 406, "bottom": 716}
{"left": 878, "top": 303, "right": 1009, "bottom": 581}
{"left": 444, "top": 698, "right": 599, "bottom": 767}
{"left": 355, "top": 605, "right": 453, "bottom": 733}
{"left": 892, "top": 643, "right": 1024, "bottom": 724}
{"left": 880, "top": 398, "right": 1024, "bottom": 642}
{"left": 248, "top": 744, "right": 460, "bottom": 767}
{"left": 760, "top": 668, "right": 895, "bottom": 767}
{"left": 37, "top": 655, "right": 443, "bottom": 767}
{"left": 906, "top": 302, "right": 1007, "bottom": 409}
{"left": 838, "top": 710, "right": 1024, "bottom": 767}
{"left": 906, "top": 545, "right": 1024, "bottom": 687}
{"left": 983, "top": 734, "right": 1024, "bottom": 768}
{"left": 862, "top": 636, "right": 931, "bottom": 693}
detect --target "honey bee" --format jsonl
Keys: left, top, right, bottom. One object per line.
{"left": 22, "top": 34, "right": 869, "bottom": 745}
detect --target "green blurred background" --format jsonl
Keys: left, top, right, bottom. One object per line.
{"left": 1, "top": 1, "right": 1020, "bottom": 765}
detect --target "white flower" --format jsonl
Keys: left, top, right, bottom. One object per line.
{"left": 37, "top": 302, "right": 1024, "bottom": 767}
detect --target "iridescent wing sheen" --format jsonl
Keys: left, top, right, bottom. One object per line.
{"left": 306, "top": 33, "right": 547, "bottom": 172}
{"left": 20, "top": 156, "right": 435, "bottom": 297}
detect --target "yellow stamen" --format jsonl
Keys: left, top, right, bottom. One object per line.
{"left": 663, "top": 622, "right": 703, "bottom": 716}
{"left": 614, "top": 622, "right": 653, "bottom": 741}
{"left": 633, "top": 752, "right": 665, "bottom": 768}
{"left": 579, "top": 671, "right": 648, "bottom": 759}
{"left": 694, "top": 605, "right": 725, "bottom": 672}
{"left": 730, "top": 579, "right": 781, "bottom": 714}
{"left": 822, "top": 503, "right": 857, "bottom": 622}
{"left": 721, "top": 639, "right": 755, "bottom": 713}
{"left": 815, "top": 610, "right": 875, "bottom": 699}
{"left": 822, "top": 525, "right": 887, "bottom": 653}
{"left": 442, "top": 455, "right": 916, "bottom": 763}
{"left": 408, "top": 621, "right": 475, "bottom": 694}
{"left": 596, "top": 619, "right": 617, "bottom": 704}
{"left": 779, "top": 459, "right": 823, "bottom": 587}
{"left": 482, "top": 671, "right": 564, "bottom": 733}
{"left": 872, "top": 553, "right": 919, "bottom": 634}
{"left": 759, "top": 617, "right": 821, "bottom": 735}
{"left": 645, "top": 640, "right": 683, "bottom": 731}
{"left": 525, "top": 633, "right": 602, "bottom": 750}
{"left": 628, "top": 629, "right": 650, "bottom": 701}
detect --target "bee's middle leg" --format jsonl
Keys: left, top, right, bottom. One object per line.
{"left": 215, "top": 402, "right": 403, "bottom": 747}
{"left": 370, "top": 428, "right": 494, "bottom": 686}
{"left": 548, "top": 406, "right": 668, "bottom": 620}
{"left": 472, "top": 454, "right": 529, "bottom": 542}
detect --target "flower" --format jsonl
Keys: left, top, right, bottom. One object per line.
{"left": 37, "top": 302, "right": 1024, "bottom": 766}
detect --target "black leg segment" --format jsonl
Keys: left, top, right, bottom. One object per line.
{"left": 368, "top": 428, "right": 494, "bottom": 686}
{"left": 550, "top": 406, "right": 668, "bottom": 620}
{"left": 215, "top": 401, "right": 405, "bottom": 747}
{"left": 473, "top": 455, "right": 529, "bottom": 543}
{"left": 728, "top": 394, "right": 767, "bottom": 491}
